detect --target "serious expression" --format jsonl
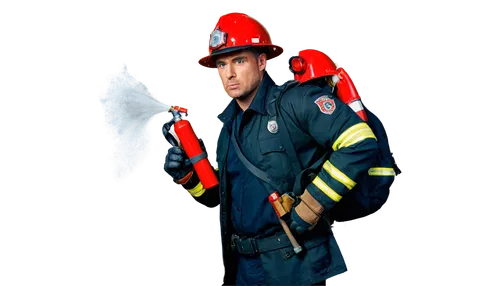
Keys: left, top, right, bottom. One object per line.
{"left": 215, "top": 50, "right": 266, "bottom": 100}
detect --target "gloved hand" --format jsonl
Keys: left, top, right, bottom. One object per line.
{"left": 160, "top": 120, "right": 193, "bottom": 184}
{"left": 289, "top": 190, "right": 325, "bottom": 235}
{"left": 161, "top": 133, "right": 193, "bottom": 183}
{"left": 162, "top": 121, "right": 206, "bottom": 184}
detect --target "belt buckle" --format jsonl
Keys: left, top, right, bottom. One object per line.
{"left": 230, "top": 234, "right": 259, "bottom": 256}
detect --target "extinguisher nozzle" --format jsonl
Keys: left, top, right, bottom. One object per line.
{"left": 171, "top": 108, "right": 182, "bottom": 122}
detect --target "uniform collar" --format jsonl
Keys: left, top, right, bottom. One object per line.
{"left": 218, "top": 71, "right": 275, "bottom": 124}
{"left": 247, "top": 71, "right": 275, "bottom": 115}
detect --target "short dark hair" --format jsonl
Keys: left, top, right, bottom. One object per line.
{"left": 250, "top": 47, "right": 269, "bottom": 58}
{"left": 212, "top": 46, "right": 267, "bottom": 63}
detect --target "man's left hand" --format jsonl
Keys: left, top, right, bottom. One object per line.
{"left": 289, "top": 190, "right": 325, "bottom": 235}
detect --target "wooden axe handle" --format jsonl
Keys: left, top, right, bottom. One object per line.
{"left": 279, "top": 218, "right": 302, "bottom": 254}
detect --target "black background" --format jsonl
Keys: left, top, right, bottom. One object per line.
{"left": 91, "top": 2, "right": 418, "bottom": 285}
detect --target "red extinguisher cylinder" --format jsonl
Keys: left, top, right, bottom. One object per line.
{"left": 174, "top": 120, "right": 219, "bottom": 189}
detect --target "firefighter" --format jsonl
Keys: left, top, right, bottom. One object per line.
{"left": 163, "top": 13, "right": 379, "bottom": 285}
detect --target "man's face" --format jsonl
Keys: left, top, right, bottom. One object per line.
{"left": 215, "top": 50, "right": 266, "bottom": 100}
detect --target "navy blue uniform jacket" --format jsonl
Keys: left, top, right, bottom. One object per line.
{"left": 183, "top": 72, "right": 379, "bottom": 285}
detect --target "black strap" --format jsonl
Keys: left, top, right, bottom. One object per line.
{"left": 231, "top": 231, "right": 328, "bottom": 256}
{"left": 230, "top": 120, "right": 276, "bottom": 192}
{"left": 189, "top": 151, "right": 207, "bottom": 165}
{"left": 229, "top": 80, "right": 310, "bottom": 196}
{"left": 228, "top": 81, "right": 336, "bottom": 228}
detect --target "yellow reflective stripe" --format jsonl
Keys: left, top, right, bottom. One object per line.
{"left": 332, "top": 122, "right": 377, "bottom": 151}
{"left": 323, "top": 161, "right": 356, "bottom": 190}
{"left": 187, "top": 182, "right": 206, "bottom": 197}
{"left": 368, "top": 167, "right": 396, "bottom": 176}
{"left": 312, "top": 177, "right": 342, "bottom": 202}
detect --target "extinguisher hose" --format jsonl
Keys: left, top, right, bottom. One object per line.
{"left": 165, "top": 133, "right": 179, "bottom": 147}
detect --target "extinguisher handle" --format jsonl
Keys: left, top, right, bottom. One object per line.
{"left": 162, "top": 121, "right": 179, "bottom": 147}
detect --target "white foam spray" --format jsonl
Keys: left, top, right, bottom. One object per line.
{"left": 100, "top": 66, "right": 170, "bottom": 176}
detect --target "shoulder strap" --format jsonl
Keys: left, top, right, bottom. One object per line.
{"left": 230, "top": 120, "right": 277, "bottom": 194}
{"left": 230, "top": 80, "right": 310, "bottom": 196}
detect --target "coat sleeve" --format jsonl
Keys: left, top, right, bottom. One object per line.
{"left": 282, "top": 85, "right": 379, "bottom": 210}
{"left": 181, "top": 168, "right": 220, "bottom": 208}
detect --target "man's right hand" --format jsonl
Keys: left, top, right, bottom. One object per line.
{"left": 161, "top": 126, "right": 193, "bottom": 184}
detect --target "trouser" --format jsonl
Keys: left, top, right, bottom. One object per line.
{"left": 235, "top": 255, "right": 265, "bottom": 285}
{"left": 235, "top": 254, "right": 326, "bottom": 286}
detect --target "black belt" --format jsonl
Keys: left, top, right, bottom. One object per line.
{"left": 231, "top": 232, "right": 328, "bottom": 256}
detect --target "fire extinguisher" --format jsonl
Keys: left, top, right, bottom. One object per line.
{"left": 163, "top": 106, "right": 219, "bottom": 189}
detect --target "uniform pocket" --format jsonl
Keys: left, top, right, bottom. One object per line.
{"left": 304, "top": 237, "right": 331, "bottom": 275}
{"left": 258, "top": 137, "right": 293, "bottom": 180}
{"left": 259, "top": 137, "right": 286, "bottom": 154}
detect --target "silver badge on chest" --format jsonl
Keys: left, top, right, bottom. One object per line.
{"left": 267, "top": 120, "right": 279, "bottom": 133}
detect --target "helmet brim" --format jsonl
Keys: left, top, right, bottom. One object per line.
{"left": 199, "top": 44, "right": 283, "bottom": 68}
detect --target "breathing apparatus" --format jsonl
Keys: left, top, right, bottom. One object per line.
{"left": 289, "top": 49, "right": 368, "bottom": 122}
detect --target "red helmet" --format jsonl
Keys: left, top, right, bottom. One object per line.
{"left": 289, "top": 49, "right": 338, "bottom": 83}
{"left": 199, "top": 13, "right": 283, "bottom": 68}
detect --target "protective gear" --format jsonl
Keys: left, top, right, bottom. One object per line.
{"left": 289, "top": 49, "right": 368, "bottom": 121}
{"left": 289, "top": 190, "right": 324, "bottom": 235}
{"left": 199, "top": 13, "right": 283, "bottom": 68}
{"left": 290, "top": 209, "right": 311, "bottom": 235}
